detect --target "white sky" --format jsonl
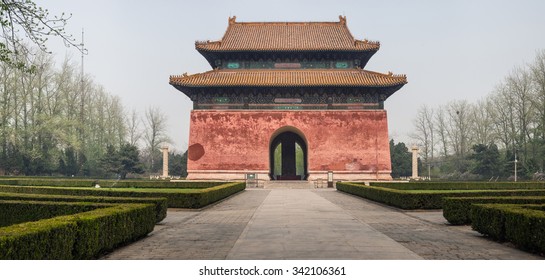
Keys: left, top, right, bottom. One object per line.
{"left": 42, "top": 0, "right": 545, "bottom": 151}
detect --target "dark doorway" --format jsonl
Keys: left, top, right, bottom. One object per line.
{"left": 269, "top": 131, "right": 308, "bottom": 180}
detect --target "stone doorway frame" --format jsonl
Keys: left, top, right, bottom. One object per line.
{"left": 268, "top": 126, "right": 309, "bottom": 180}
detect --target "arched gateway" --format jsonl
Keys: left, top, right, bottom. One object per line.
{"left": 170, "top": 16, "right": 407, "bottom": 182}
{"left": 269, "top": 128, "right": 308, "bottom": 180}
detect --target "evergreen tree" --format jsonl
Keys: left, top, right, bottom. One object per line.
{"left": 64, "top": 147, "right": 79, "bottom": 176}
{"left": 469, "top": 143, "right": 500, "bottom": 178}
{"left": 100, "top": 145, "right": 119, "bottom": 177}
{"left": 118, "top": 143, "right": 144, "bottom": 179}
{"left": 100, "top": 144, "right": 144, "bottom": 179}
{"left": 167, "top": 150, "right": 188, "bottom": 177}
{"left": 390, "top": 140, "right": 412, "bottom": 178}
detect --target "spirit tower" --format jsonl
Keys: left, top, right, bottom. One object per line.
{"left": 170, "top": 16, "right": 407, "bottom": 181}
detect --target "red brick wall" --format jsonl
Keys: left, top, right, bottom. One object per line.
{"left": 187, "top": 110, "right": 392, "bottom": 179}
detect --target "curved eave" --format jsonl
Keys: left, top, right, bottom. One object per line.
{"left": 172, "top": 83, "right": 405, "bottom": 99}
{"left": 196, "top": 48, "right": 379, "bottom": 69}
{"left": 195, "top": 41, "right": 380, "bottom": 52}
{"left": 170, "top": 69, "right": 407, "bottom": 100}
{"left": 170, "top": 69, "right": 406, "bottom": 87}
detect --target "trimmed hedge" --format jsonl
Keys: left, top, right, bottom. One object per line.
{"left": 443, "top": 196, "right": 545, "bottom": 225}
{"left": 0, "top": 192, "right": 167, "bottom": 223}
{"left": 336, "top": 182, "right": 545, "bottom": 209}
{"left": 470, "top": 204, "right": 508, "bottom": 241}
{"left": 197, "top": 182, "right": 246, "bottom": 207}
{"left": 0, "top": 201, "right": 155, "bottom": 259}
{"left": 70, "top": 203, "right": 155, "bottom": 259}
{"left": 0, "top": 178, "right": 224, "bottom": 189}
{"left": 471, "top": 204, "right": 545, "bottom": 254}
{"left": 0, "top": 182, "right": 246, "bottom": 208}
{"left": 370, "top": 181, "right": 545, "bottom": 190}
{"left": 0, "top": 200, "right": 102, "bottom": 227}
{"left": 0, "top": 215, "right": 76, "bottom": 259}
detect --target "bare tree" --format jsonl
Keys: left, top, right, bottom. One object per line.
{"left": 424, "top": 106, "right": 435, "bottom": 161}
{"left": 531, "top": 50, "right": 545, "bottom": 142}
{"left": 507, "top": 66, "right": 535, "bottom": 161}
{"left": 126, "top": 109, "right": 141, "bottom": 147}
{"left": 143, "top": 106, "right": 169, "bottom": 171}
{"left": 471, "top": 97, "right": 495, "bottom": 145}
{"left": 434, "top": 105, "right": 449, "bottom": 157}
{"left": 446, "top": 100, "right": 473, "bottom": 157}
{"left": 490, "top": 82, "right": 517, "bottom": 151}
{"left": 411, "top": 104, "right": 435, "bottom": 162}
{"left": 530, "top": 50, "right": 545, "bottom": 170}
{"left": 0, "top": 0, "right": 84, "bottom": 70}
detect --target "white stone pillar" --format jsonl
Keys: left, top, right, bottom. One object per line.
{"left": 411, "top": 146, "right": 419, "bottom": 179}
{"left": 162, "top": 146, "right": 169, "bottom": 178}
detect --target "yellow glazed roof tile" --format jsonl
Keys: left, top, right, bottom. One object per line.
{"left": 195, "top": 16, "right": 380, "bottom": 52}
{"left": 170, "top": 69, "right": 407, "bottom": 88}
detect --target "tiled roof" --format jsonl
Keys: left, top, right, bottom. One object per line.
{"left": 170, "top": 69, "right": 407, "bottom": 88}
{"left": 195, "top": 16, "right": 380, "bottom": 52}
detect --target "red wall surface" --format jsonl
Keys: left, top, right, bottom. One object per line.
{"left": 187, "top": 110, "right": 392, "bottom": 180}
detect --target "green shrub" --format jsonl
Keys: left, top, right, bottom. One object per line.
{"left": 0, "top": 217, "right": 77, "bottom": 259}
{"left": 0, "top": 192, "right": 167, "bottom": 223}
{"left": 471, "top": 204, "right": 545, "bottom": 254}
{"left": 336, "top": 182, "right": 545, "bottom": 209}
{"left": 470, "top": 204, "right": 508, "bottom": 241}
{"left": 0, "top": 200, "right": 103, "bottom": 227}
{"left": 0, "top": 178, "right": 224, "bottom": 189}
{"left": 370, "top": 182, "right": 545, "bottom": 190}
{"left": 524, "top": 205, "right": 545, "bottom": 211}
{"left": 0, "top": 182, "right": 245, "bottom": 208}
{"left": 196, "top": 182, "right": 246, "bottom": 207}
{"left": 0, "top": 202, "right": 155, "bottom": 259}
{"left": 503, "top": 206, "right": 545, "bottom": 254}
{"left": 71, "top": 204, "right": 155, "bottom": 259}
{"left": 337, "top": 182, "right": 433, "bottom": 209}
{"left": 443, "top": 196, "right": 545, "bottom": 225}
{"left": 0, "top": 179, "right": 18, "bottom": 185}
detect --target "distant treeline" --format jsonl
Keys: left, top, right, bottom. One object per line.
{"left": 411, "top": 50, "right": 545, "bottom": 180}
{"left": 0, "top": 47, "right": 185, "bottom": 177}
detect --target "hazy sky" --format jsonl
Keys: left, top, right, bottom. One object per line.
{"left": 43, "top": 0, "right": 545, "bottom": 151}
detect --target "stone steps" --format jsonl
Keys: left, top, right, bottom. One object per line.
{"left": 263, "top": 180, "right": 314, "bottom": 189}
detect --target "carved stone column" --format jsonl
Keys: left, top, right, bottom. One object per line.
{"left": 162, "top": 146, "right": 169, "bottom": 178}
{"left": 411, "top": 146, "right": 419, "bottom": 179}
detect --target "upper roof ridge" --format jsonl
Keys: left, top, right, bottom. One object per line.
{"left": 196, "top": 15, "right": 380, "bottom": 53}
{"left": 227, "top": 15, "right": 347, "bottom": 26}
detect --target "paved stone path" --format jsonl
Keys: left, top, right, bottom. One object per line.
{"left": 316, "top": 191, "right": 542, "bottom": 259}
{"left": 102, "top": 188, "right": 543, "bottom": 260}
{"left": 226, "top": 189, "right": 419, "bottom": 259}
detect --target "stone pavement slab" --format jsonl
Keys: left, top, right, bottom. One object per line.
{"left": 102, "top": 190, "right": 270, "bottom": 259}
{"left": 226, "top": 189, "right": 420, "bottom": 259}
{"left": 315, "top": 190, "right": 543, "bottom": 260}
{"left": 102, "top": 188, "right": 543, "bottom": 260}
